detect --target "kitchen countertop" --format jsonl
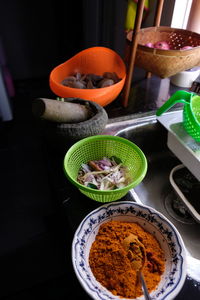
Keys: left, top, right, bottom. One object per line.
{"left": 1, "top": 73, "right": 200, "bottom": 299}
{"left": 38, "top": 111, "right": 200, "bottom": 300}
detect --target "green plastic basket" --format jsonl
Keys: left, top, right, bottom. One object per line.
{"left": 183, "top": 94, "right": 200, "bottom": 142}
{"left": 156, "top": 90, "right": 200, "bottom": 142}
{"left": 63, "top": 135, "right": 147, "bottom": 202}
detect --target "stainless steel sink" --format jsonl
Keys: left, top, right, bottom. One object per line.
{"left": 104, "top": 110, "right": 200, "bottom": 282}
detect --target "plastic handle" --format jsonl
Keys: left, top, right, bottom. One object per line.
{"left": 156, "top": 90, "right": 193, "bottom": 116}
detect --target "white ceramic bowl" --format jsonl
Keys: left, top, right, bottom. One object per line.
{"left": 72, "top": 201, "right": 187, "bottom": 300}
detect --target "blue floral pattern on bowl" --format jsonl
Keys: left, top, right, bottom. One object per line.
{"left": 72, "top": 201, "right": 187, "bottom": 300}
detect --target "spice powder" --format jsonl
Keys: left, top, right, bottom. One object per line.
{"left": 89, "top": 220, "right": 165, "bottom": 298}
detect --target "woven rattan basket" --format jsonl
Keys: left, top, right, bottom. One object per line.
{"left": 127, "top": 26, "right": 200, "bottom": 78}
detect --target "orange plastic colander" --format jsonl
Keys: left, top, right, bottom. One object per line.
{"left": 49, "top": 47, "right": 126, "bottom": 107}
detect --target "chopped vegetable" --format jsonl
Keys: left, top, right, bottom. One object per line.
{"left": 77, "top": 156, "right": 131, "bottom": 190}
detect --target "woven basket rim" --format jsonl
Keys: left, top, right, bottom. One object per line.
{"left": 126, "top": 26, "right": 200, "bottom": 39}
{"left": 138, "top": 26, "right": 200, "bottom": 37}
{"left": 137, "top": 45, "right": 200, "bottom": 56}
{"left": 127, "top": 26, "right": 200, "bottom": 53}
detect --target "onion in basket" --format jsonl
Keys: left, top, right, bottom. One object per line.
{"left": 77, "top": 156, "right": 131, "bottom": 190}
{"left": 154, "top": 41, "right": 170, "bottom": 50}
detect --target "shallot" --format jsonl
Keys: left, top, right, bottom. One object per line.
{"left": 154, "top": 41, "right": 170, "bottom": 50}
{"left": 144, "top": 42, "right": 154, "bottom": 48}
{"left": 144, "top": 41, "right": 194, "bottom": 51}
{"left": 61, "top": 72, "right": 121, "bottom": 89}
{"left": 180, "top": 46, "right": 193, "bottom": 50}
{"left": 77, "top": 156, "right": 131, "bottom": 190}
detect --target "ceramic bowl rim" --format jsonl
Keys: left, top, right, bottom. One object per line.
{"left": 72, "top": 201, "right": 187, "bottom": 300}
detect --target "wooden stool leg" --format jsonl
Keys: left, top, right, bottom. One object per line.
{"left": 146, "top": 0, "right": 165, "bottom": 79}
{"left": 154, "top": 0, "right": 164, "bottom": 27}
{"left": 122, "top": 0, "right": 146, "bottom": 107}
{"left": 145, "top": 71, "right": 152, "bottom": 79}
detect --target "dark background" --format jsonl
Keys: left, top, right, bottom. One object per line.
{"left": 0, "top": 0, "right": 128, "bottom": 82}
{"left": 0, "top": 0, "right": 175, "bottom": 81}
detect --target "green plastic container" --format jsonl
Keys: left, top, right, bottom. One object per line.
{"left": 156, "top": 90, "right": 200, "bottom": 142}
{"left": 63, "top": 135, "right": 147, "bottom": 202}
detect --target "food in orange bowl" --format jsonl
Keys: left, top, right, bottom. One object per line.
{"left": 49, "top": 47, "right": 126, "bottom": 107}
